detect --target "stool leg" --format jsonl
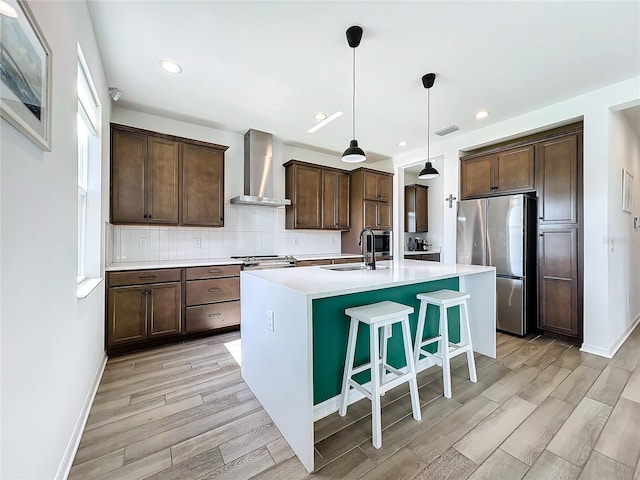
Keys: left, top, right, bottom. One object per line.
{"left": 400, "top": 317, "right": 422, "bottom": 422}
{"left": 380, "top": 325, "right": 391, "bottom": 391}
{"left": 370, "top": 324, "right": 382, "bottom": 449}
{"left": 339, "top": 317, "right": 359, "bottom": 416}
{"left": 414, "top": 300, "right": 427, "bottom": 367}
{"left": 440, "top": 306, "right": 452, "bottom": 399}
{"left": 462, "top": 301, "right": 477, "bottom": 383}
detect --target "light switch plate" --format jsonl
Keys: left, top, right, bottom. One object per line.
{"left": 138, "top": 237, "right": 148, "bottom": 248}
{"left": 634, "top": 217, "right": 639, "bottom": 229}
{"left": 194, "top": 238, "right": 202, "bottom": 248}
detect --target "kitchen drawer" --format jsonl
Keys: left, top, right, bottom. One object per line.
{"left": 186, "top": 277, "right": 240, "bottom": 306}
{"left": 296, "top": 259, "right": 332, "bottom": 267}
{"left": 108, "top": 268, "right": 181, "bottom": 287}
{"left": 185, "top": 301, "right": 240, "bottom": 332}
{"left": 185, "top": 264, "right": 241, "bottom": 280}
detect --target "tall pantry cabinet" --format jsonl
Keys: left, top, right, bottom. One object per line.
{"left": 459, "top": 124, "right": 583, "bottom": 343}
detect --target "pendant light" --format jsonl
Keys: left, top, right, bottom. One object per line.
{"left": 418, "top": 73, "right": 439, "bottom": 179}
{"left": 342, "top": 25, "right": 366, "bottom": 163}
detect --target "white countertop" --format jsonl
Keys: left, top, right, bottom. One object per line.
{"left": 242, "top": 258, "right": 495, "bottom": 299}
{"left": 105, "top": 257, "right": 243, "bottom": 271}
{"left": 293, "top": 253, "right": 363, "bottom": 261}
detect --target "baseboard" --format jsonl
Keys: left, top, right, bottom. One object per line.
{"left": 55, "top": 352, "right": 107, "bottom": 480}
{"left": 581, "top": 313, "right": 640, "bottom": 358}
{"left": 580, "top": 343, "right": 613, "bottom": 358}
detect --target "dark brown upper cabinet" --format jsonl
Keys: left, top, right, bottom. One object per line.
{"left": 284, "top": 160, "right": 350, "bottom": 230}
{"left": 285, "top": 161, "right": 322, "bottom": 229}
{"left": 322, "top": 170, "right": 350, "bottom": 230}
{"left": 536, "top": 134, "right": 580, "bottom": 225}
{"left": 363, "top": 170, "right": 393, "bottom": 202}
{"left": 181, "top": 142, "right": 224, "bottom": 226}
{"left": 405, "top": 184, "right": 429, "bottom": 232}
{"left": 111, "top": 128, "right": 180, "bottom": 224}
{"left": 460, "top": 145, "right": 535, "bottom": 199}
{"left": 110, "top": 124, "right": 228, "bottom": 227}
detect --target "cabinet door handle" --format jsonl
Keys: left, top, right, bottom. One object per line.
{"left": 139, "top": 275, "right": 156, "bottom": 279}
{"left": 208, "top": 269, "right": 222, "bottom": 274}
{"left": 148, "top": 215, "right": 152, "bottom": 219}
{"left": 143, "top": 214, "right": 148, "bottom": 219}
{"left": 208, "top": 313, "right": 222, "bottom": 318}
{"left": 208, "top": 288, "right": 221, "bottom": 293}
{"left": 539, "top": 216, "right": 543, "bottom": 220}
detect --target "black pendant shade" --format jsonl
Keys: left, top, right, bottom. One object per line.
{"left": 342, "top": 25, "right": 366, "bottom": 163}
{"left": 418, "top": 161, "right": 439, "bottom": 179}
{"left": 419, "top": 72, "right": 439, "bottom": 179}
{"left": 342, "top": 139, "right": 366, "bottom": 163}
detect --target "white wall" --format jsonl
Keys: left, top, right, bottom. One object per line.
{"left": 393, "top": 76, "right": 640, "bottom": 357}
{"left": 605, "top": 106, "right": 640, "bottom": 353}
{"left": 0, "top": 2, "right": 110, "bottom": 478}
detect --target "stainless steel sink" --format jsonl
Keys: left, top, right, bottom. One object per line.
{"left": 320, "top": 264, "right": 390, "bottom": 272}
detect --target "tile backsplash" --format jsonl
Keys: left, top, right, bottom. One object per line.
{"left": 106, "top": 205, "right": 341, "bottom": 264}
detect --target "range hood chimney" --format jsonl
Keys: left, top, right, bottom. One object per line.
{"left": 230, "top": 129, "right": 291, "bottom": 207}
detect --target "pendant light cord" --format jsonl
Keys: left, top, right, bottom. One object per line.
{"left": 352, "top": 47, "right": 356, "bottom": 139}
{"left": 427, "top": 87, "right": 430, "bottom": 162}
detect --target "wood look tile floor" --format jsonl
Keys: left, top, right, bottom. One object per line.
{"left": 71, "top": 325, "right": 640, "bottom": 480}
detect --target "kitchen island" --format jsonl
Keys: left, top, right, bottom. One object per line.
{"left": 240, "top": 258, "right": 496, "bottom": 472}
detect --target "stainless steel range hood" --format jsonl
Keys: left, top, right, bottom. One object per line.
{"left": 230, "top": 129, "right": 291, "bottom": 207}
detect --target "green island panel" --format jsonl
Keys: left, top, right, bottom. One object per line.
{"left": 312, "top": 278, "right": 460, "bottom": 405}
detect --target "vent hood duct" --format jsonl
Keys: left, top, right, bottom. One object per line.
{"left": 230, "top": 129, "right": 291, "bottom": 207}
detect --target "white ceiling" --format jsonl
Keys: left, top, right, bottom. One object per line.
{"left": 87, "top": 1, "right": 640, "bottom": 163}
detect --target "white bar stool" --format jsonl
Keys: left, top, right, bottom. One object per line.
{"left": 339, "top": 301, "right": 422, "bottom": 449}
{"left": 414, "top": 289, "right": 477, "bottom": 399}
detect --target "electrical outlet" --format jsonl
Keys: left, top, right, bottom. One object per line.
{"left": 293, "top": 237, "right": 299, "bottom": 246}
{"left": 330, "top": 237, "right": 336, "bottom": 246}
{"left": 267, "top": 310, "right": 275, "bottom": 332}
{"left": 194, "top": 238, "right": 202, "bottom": 248}
{"left": 138, "top": 237, "right": 148, "bottom": 248}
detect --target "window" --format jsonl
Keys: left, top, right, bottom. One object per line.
{"left": 77, "top": 46, "right": 101, "bottom": 292}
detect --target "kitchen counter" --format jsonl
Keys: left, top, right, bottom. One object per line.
{"left": 105, "top": 253, "right": 363, "bottom": 271}
{"left": 240, "top": 258, "right": 496, "bottom": 472}
{"left": 292, "top": 253, "right": 362, "bottom": 261}
{"left": 105, "top": 257, "right": 243, "bottom": 271}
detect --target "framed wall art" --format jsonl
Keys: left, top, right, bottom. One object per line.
{"left": 0, "top": 0, "right": 52, "bottom": 150}
{"left": 622, "top": 168, "right": 633, "bottom": 213}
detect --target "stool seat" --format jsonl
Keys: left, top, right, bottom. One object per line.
{"left": 414, "top": 289, "right": 477, "bottom": 399}
{"left": 417, "top": 289, "right": 471, "bottom": 305}
{"left": 345, "top": 301, "right": 414, "bottom": 325}
{"left": 340, "top": 300, "right": 421, "bottom": 449}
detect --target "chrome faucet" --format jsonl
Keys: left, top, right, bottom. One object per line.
{"left": 358, "top": 228, "right": 376, "bottom": 270}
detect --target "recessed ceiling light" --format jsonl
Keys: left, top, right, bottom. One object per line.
{"left": 475, "top": 110, "right": 490, "bottom": 119}
{"left": 314, "top": 113, "right": 327, "bottom": 121}
{"left": 398, "top": 141, "right": 408, "bottom": 147}
{"left": 0, "top": 1, "right": 18, "bottom": 17}
{"left": 160, "top": 60, "right": 183, "bottom": 74}
{"left": 307, "top": 111, "right": 343, "bottom": 133}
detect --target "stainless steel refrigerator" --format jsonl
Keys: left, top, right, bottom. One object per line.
{"left": 456, "top": 194, "right": 536, "bottom": 336}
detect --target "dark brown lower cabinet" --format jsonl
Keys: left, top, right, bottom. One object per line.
{"left": 538, "top": 227, "right": 580, "bottom": 339}
{"left": 107, "top": 265, "right": 241, "bottom": 355}
{"left": 107, "top": 282, "right": 181, "bottom": 347}
{"left": 405, "top": 253, "right": 440, "bottom": 262}
{"left": 184, "top": 265, "right": 240, "bottom": 333}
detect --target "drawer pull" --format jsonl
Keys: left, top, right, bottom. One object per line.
{"left": 208, "top": 269, "right": 222, "bottom": 274}
{"left": 139, "top": 275, "right": 156, "bottom": 279}
{"left": 208, "top": 313, "right": 222, "bottom": 318}
{"left": 208, "top": 288, "right": 222, "bottom": 293}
